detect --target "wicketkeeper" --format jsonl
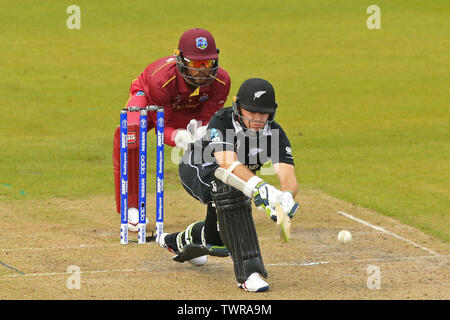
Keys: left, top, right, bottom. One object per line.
{"left": 112, "top": 28, "right": 230, "bottom": 230}
{"left": 158, "top": 78, "right": 300, "bottom": 292}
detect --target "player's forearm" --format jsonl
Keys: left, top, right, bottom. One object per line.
{"left": 279, "top": 177, "right": 298, "bottom": 198}
{"left": 274, "top": 163, "right": 299, "bottom": 197}
{"left": 213, "top": 151, "right": 298, "bottom": 201}
{"left": 214, "top": 151, "right": 255, "bottom": 182}
{"left": 230, "top": 164, "right": 255, "bottom": 182}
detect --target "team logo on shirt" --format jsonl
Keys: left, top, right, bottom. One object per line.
{"left": 199, "top": 95, "right": 209, "bottom": 102}
{"left": 286, "top": 147, "right": 292, "bottom": 155}
{"left": 210, "top": 128, "right": 222, "bottom": 142}
{"left": 285, "top": 146, "right": 293, "bottom": 159}
{"left": 249, "top": 147, "right": 264, "bottom": 157}
{"left": 136, "top": 91, "right": 145, "bottom": 96}
{"left": 210, "top": 128, "right": 219, "bottom": 139}
{"left": 196, "top": 37, "right": 208, "bottom": 50}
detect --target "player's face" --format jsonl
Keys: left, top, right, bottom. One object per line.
{"left": 184, "top": 59, "right": 216, "bottom": 86}
{"left": 240, "top": 108, "right": 269, "bottom": 131}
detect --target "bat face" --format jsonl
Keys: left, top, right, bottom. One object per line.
{"left": 275, "top": 203, "right": 291, "bottom": 243}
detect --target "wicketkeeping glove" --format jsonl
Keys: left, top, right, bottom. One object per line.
{"left": 174, "top": 129, "right": 194, "bottom": 151}
{"left": 186, "top": 119, "right": 208, "bottom": 141}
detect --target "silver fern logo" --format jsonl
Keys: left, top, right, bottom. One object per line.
{"left": 253, "top": 91, "right": 266, "bottom": 100}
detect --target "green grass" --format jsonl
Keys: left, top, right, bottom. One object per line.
{"left": 0, "top": 0, "right": 448, "bottom": 241}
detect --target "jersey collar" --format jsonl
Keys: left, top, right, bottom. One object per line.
{"left": 175, "top": 69, "right": 211, "bottom": 96}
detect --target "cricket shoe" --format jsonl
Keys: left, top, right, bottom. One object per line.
{"left": 157, "top": 233, "right": 208, "bottom": 266}
{"left": 238, "top": 273, "right": 270, "bottom": 292}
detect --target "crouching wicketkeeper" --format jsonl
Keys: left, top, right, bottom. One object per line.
{"left": 158, "top": 78, "right": 300, "bottom": 292}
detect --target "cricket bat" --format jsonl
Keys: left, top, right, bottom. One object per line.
{"left": 275, "top": 202, "right": 291, "bottom": 243}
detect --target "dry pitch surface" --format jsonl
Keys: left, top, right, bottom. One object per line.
{"left": 0, "top": 189, "right": 448, "bottom": 300}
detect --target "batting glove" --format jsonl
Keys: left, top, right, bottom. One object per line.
{"left": 257, "top": 191, "right": 300, "bottom": 222}
{"left": 278, "top": 191, "right": 300, "bottom": 219}
{"left": 253, "top": 181, "right": 283, "bottom": 213}
{"left": 256, "top": 205, "right": 278, "bottom": 222}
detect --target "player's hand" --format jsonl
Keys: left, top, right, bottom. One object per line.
{"left": 253, "top": 181, "right": 283, "bottom": 212}
{"left": 174, "top": 129, "right": 194, "bottom": 151}
{"left": 278, "top": 191, "right": 300, "bottom": 219}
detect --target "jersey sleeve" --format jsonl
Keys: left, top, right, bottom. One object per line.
{"left": 147, "top": 82, "right": 178, "bottom": 146}
{"left": 273, "top": 125, "right": 295, "bottom": 166}
{"left": 203, "top": 114, "right": 235, "bottom": 155}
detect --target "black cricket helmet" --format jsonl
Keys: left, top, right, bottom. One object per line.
{"left": 233, "top": 78, "right": 278, "bottom": 129}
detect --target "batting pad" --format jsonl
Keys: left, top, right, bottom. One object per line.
{"left": 212, "top": 181, "right": 268, "bottom": 283}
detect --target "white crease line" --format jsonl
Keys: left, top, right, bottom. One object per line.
{"left": 2, "top": 255, "right": 448, "bottom": 279}
{"left": 2, "top": 267, "right": 152, "bottom": 278}
{"left": 329, "top": 254, "right": 449, "bottom": 264}
{"left": 268, "top": 261, "right": 329, "bottom": 266}
{"left": 1, "top": 244, "right": 120, "bottom": 252}
{"left": 0, "top": 243, "right": 160, "bottom": 252}
{"left": 0, "top": 262, "right": 327, "bottom": 278}
{"left": 337, "top": 211, "right": 439, "bottom": 256}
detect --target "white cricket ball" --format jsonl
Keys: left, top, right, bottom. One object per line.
{"left": 127, "top": 207, "right": 149, "bottom": 232}
{"left": 338, "top": 230, "right": 352, "bottom": 244}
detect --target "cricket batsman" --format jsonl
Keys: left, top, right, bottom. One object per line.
{"left": 158, "top": 78, "right": 300, "bottom": 292}
{"left": 112, "top": 28, "right": 231, "bottom": 230}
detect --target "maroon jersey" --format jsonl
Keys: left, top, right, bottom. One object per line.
{"left": 128, "top": 56, "right": 230, "bottom": 146}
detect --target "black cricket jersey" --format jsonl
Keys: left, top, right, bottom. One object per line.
{"left": 187, "top": 107, "right": 294, "bottom": 173}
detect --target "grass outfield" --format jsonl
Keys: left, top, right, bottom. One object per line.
{"left": 0, "top": 1, "right": 448, "bottom": 241}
